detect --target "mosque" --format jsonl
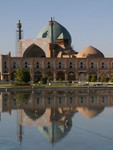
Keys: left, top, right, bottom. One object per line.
{"left": 0, "top": 18, "right": 113, "bottom": 81}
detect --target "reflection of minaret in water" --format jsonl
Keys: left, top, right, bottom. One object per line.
{"left": 0, "top": 113, "right": 1, "bottom": 121}
{"left": 17, "top": 109, "right": 23, "bottom": 145}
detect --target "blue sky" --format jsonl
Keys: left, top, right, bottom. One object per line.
{"left": 0, "top": 0, "right": 113, "bottom": 57}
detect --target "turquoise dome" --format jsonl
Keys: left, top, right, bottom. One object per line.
{"left": 37, "top": 21, "right": 72, "bottom": 43}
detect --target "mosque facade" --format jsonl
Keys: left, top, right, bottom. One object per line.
{"left": 0, "top": 18, "right": 113, "bottom": 81}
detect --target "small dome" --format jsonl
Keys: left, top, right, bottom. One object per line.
{"left": 37, "top": 20, "right": 71, "bottom": 43}
{"left": 76, "top": 46, "right": 104, "bottom": 58}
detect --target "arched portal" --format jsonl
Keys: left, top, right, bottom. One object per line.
{"left": 34, "top": 72, "right": 42, "bottom": 81}
{"left": 46, "top": 72, "right": 53, "bottom": 80}
{"left": 57, "top": 71, "right": 65, "bottom": 81}
{"left": 23, "top": 44, "right": 46, "bottom": 58}
{"left": 68, "top": 72, "right": 76, "bottom": 80}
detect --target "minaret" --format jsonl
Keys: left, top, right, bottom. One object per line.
{"left": 49, "top": 17, "right": 56, "bottom": 57}
{"left": 49, "top": 17, "right": 54, "bottom": 44}
{"left": 16, "top": 20, "right": 22, "bottom": 56}
{"left": 17, "top": 20, "right": 22, "bottom": 41}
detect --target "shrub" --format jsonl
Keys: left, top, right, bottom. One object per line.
{"left": 14, "top": 68, "right": 31, "bottom": 84}
{"left": 47, "top": 77, "right": 51, "bottom": 82}
{"left": 59, "top": 78, "right": 62, "bottom": 82}
{"left": 41, "top": 77, "right": 48, "bottom": 84}
{"left": 87, "top": 76, "right": 90, "bottom": 82}
{"left": 111, "top": 76, "right": 113, "bottom": 82}
{"left": 91, "top": 75, "right": 96, "bottom": 82}
{"left": 100, "top": 76, "right": 106, "bottom": 82}
{"left": 69, "top": 80, "right": 72, "bottom": 83}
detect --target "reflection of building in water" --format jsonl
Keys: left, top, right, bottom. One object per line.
{"left": 0, "top": 90, "right": 113, "bottom": 112}
{"left": 0, "top": 90, "right": 113, "bottom": 144}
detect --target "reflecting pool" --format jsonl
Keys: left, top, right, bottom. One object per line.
{"left": 0, "top": 89, "right": 113, "bottom": 150}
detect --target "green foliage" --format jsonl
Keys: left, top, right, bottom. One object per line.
{"left": 87, "top": 76, "right": 90, "bottom": 82}
{"left": 91, "top": 75, "right": 96, "bottom": 82}
{"left": 111, "top": 76, "right": 113, "bottom": 82}
{"left": 59, "top": 78, "right": 62, "bottom": 82}
{"left": 14, "top": 92, "right": 30, "bottom": 104}
{"left": 100, "top": 76, "right": 108, "bottom": 82}
{"left": 41, "top": 77, "right": 48, "bottom": 84}
{"left": 14, "top": 68, "right": 31, "bottom": 83}
{"left": 47, "top": 77, "right": 51, "bottom": 82}
{"left": 98, "top": 77, "right": 101, "bottom": 82}
{"left": 69, "top": 80, "right": 72, "bottom": 83}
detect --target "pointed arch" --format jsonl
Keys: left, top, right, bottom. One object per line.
{"left": 23, "top": 44, "right": 46, "bottom": 58}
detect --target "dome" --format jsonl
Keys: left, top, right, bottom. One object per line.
{"left": 37, "top": 20, "right": 72, "bottom": 43}
{"left": 76, "top": 46, "right": 104, "bottom": 58}
{"left": 77, "top": 107, "right": 104, "bottom": 118}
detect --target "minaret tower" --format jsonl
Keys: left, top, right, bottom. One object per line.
{"left": 49, "top": 17, "right": 56, "bottom": 57}
{"left": 16, "top": 20, "right": 22, "bottom": 56}
{"left": 17, "top": 20, "right": 22, "bottom": 41}
{"left": 49, "top": 17, "right": 54, "bottom": 44}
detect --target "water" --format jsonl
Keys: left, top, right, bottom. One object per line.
{"left": 0, "top": 89, "right": 113, "bottom": 150}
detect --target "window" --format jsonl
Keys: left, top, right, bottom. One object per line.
{"left": 48, "top": 98, "right": 51, "bottom": 104}
{"left": 37, "top": 98, "right": 39, "bottom": 104}
{"left": 111, "top": 62, "right": 113, "bottom": 68}
{"left": 13, "top": 62, "right": 16, "bottom": 69}
{"left": 48, "top": 62, "right": 50, "bottom": 68}
{"left": 102, "top": 62, "right": 104, "bottom": 68}
{"left": 25, "top": 62, "right": 27, "bottom": 68}
{"left": 70, "top": 62, "right": 72, "bottom": 68}
{"left": 4, "top": 61, "right": 7, "bottom": 69}
{"left": 59, "top": 62, "right": 61, "bottom": 68}
{"left": 59, "top": 97, "right": 62, "bottom": 104}
{"left": 102, "top": 97, "right": 104, "bottom": 103}
{"left": 70, "top": 97, "right": 72, "bottom": 103}
{"left": 91, "top": 62, "right": 94, "bottom": 68}
{"left": 80, "top": 62, "right": 83, "bottom": 68}
{"left": 91, "top": 97, "right": 94, "bottom": 103}
{"left": 81, "top": 97, "right": 83, "bottom": 103}
{"left": 37, "top": 62, "right": 39, "bottom": 68}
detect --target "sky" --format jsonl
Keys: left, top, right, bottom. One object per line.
{"left": 0, "top": 0, "right": 113, "bottom": 57}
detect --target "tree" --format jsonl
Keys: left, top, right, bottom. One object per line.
{"left": 14, "top": 68, "right": 31, "bottom": 83}
{"left": 41, "top": 77, "right": 48, "bottom": 84}
{"left": 91, "top": 75, "right": 96, "bottom": 82}
{"left": 111, "top": 76, "right": 113, "bottom": 82}
{"left": 87, "top": 76, "right": 90, "bottom": 82}
{"left": 14, "top": 92, "right": 30, "bottom": 104}
{"left": 100, "top": 76, "right": 105, "bottom": 82}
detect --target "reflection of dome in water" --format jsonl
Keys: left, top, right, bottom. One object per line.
{"left": 76, "top": 46, "right": 104, "bottom": 58}
{"left": 24, "top": 109, "right": 46, "bottom": 121}
{"left": 77, "top": 107, "right": 104, "bottom": 118}
{"left": 37, "top": 21, "right": 72, "bottom": 43}
{"left": 38, "top": 121, "right": 72, "bottom": 144}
